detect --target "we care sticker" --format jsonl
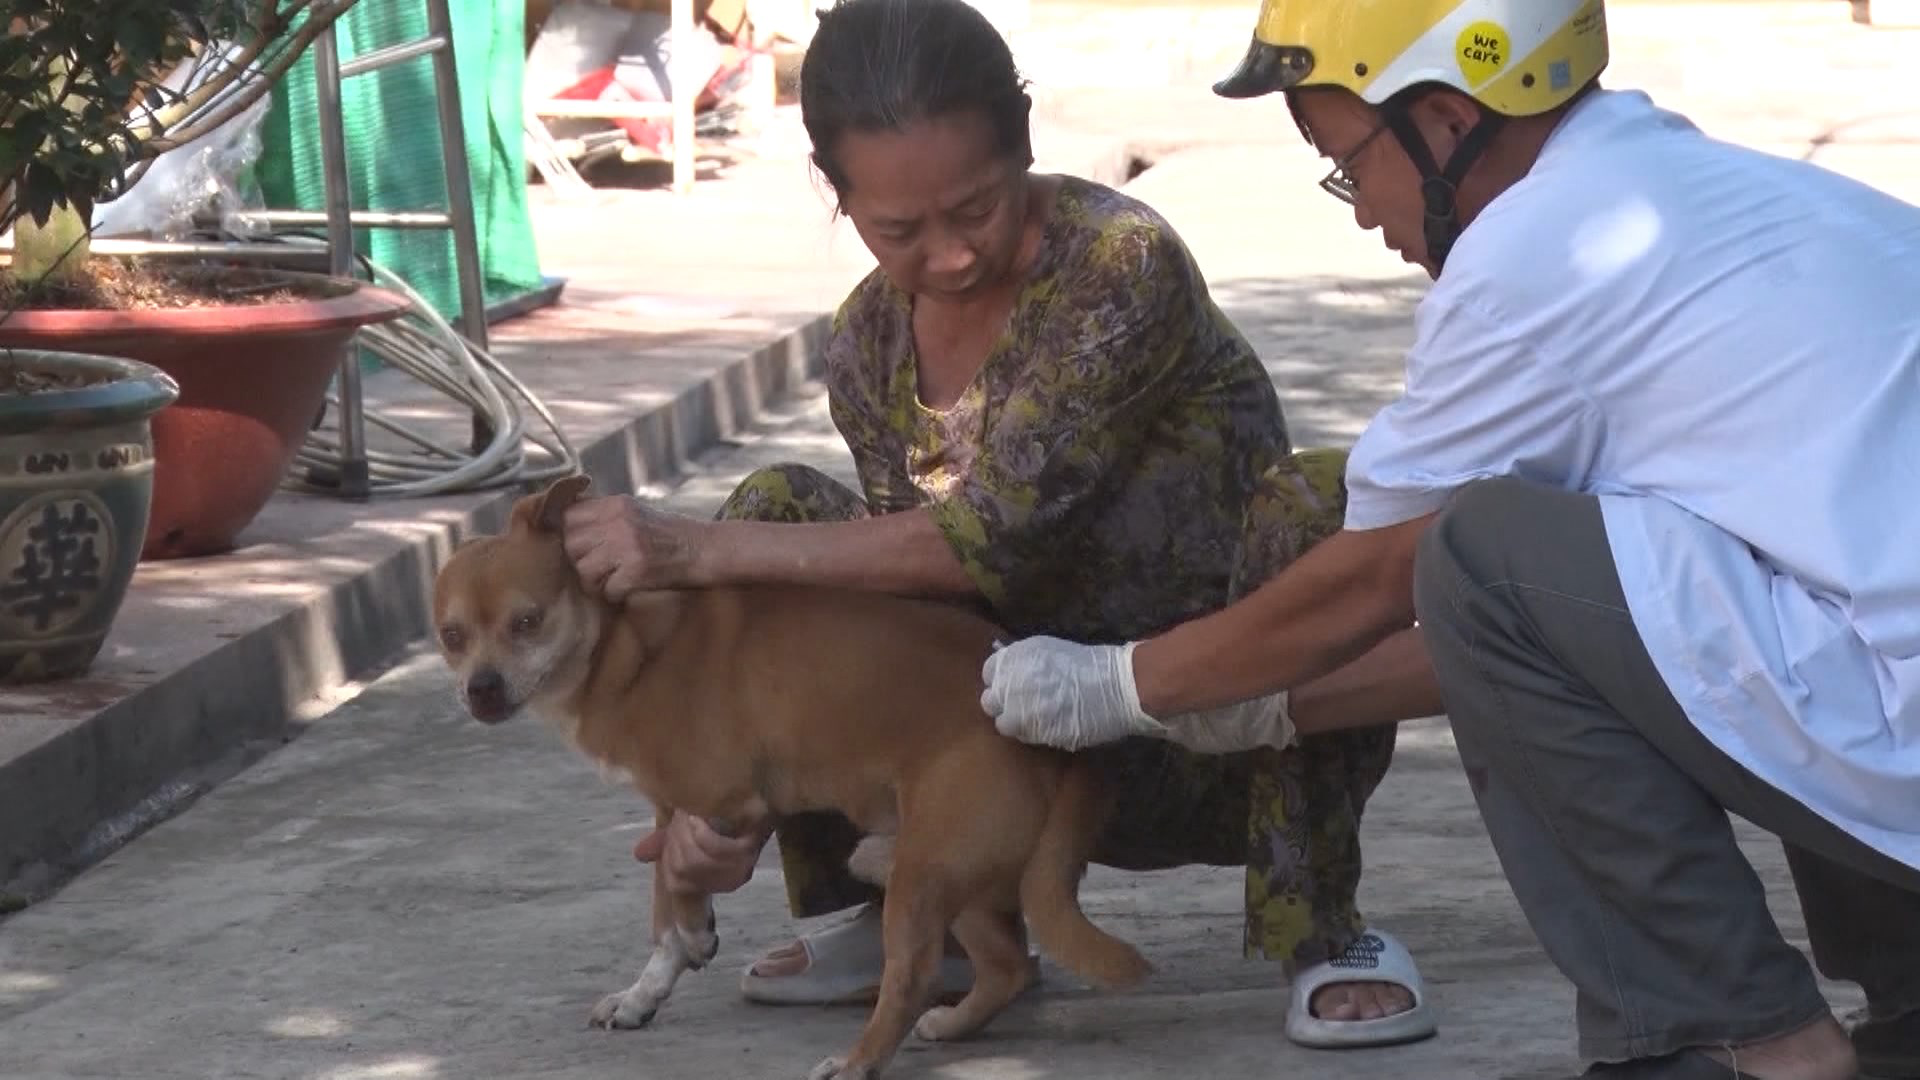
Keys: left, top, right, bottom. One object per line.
{"left": 1456, "top": 20, "right": 1509, "bottom": 85}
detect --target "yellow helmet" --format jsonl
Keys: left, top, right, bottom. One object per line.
{"left": 1213, "top": 0, "right": 1610, "bottom": 118}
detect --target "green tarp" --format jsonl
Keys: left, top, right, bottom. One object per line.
{"left": 255, "top": 0, "right": 546, "bottom": 330}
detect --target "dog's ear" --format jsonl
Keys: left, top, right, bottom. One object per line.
{"left": 510, "top": 473, "right": 593, "bottom": 535}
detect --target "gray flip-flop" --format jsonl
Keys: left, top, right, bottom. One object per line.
{"left": 1849, "top": 1006, "right": 1920, "bottom": 1080}
{"left": 1573, "top": 1049, "right": 1755, "bottom": 1078}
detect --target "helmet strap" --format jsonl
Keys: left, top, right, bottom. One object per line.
{"left": 1382, "top": 104, "right": 1506, "bottom": 271}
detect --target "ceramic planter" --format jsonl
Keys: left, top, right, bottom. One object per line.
{"left": 0, "top": 350, "right": 179, "bottom": 684}
{"left": 0, "top": 266, "right": 412, "bottom": 559}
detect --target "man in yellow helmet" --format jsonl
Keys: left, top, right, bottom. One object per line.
{"left": 1212, "top": 0, "right": 1611, "bottom": 276}
{"left": 981, "top": 0, "right": 1920, "bottom": 1076}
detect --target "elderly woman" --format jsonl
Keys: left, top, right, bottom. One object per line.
{"left": 560, "top": 0, "right": 1437, "bottom": 1046}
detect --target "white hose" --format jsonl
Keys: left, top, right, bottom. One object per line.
{"left": 276, "top": 239, "right": 582, "bottom": 498}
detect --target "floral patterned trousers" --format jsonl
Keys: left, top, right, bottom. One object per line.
{"left": 716, "top": 448, "right": 1398, "bottom": 973}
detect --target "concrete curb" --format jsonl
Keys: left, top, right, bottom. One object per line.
{"left": 0, "top": 315, "right": 832, "bottom": 901}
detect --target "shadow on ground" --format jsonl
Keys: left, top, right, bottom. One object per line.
{"left": 1210, "top": 273, "right": 1427, "bottom": 451}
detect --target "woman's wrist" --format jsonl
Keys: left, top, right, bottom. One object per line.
{"left": 676, "top": 517, "right": 728, "bottom": 587}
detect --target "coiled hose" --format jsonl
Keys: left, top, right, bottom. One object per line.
{"left": 277, "top": 238, "right": 582, "bottom": 498}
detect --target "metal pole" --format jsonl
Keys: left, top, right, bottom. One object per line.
{"left": 338, "top": 35, "right": 447, "bottom": 78}
{"left": 670, "top": 0, "right": 697, "bottom": 194}
{"left": 313, "top": 22, "right": 371, "bottom": 501}
{"left": 240, "top": 209, "right": 457, "bottom": 229}
{"left": 423, "top": 0, "right": 497, "bottom": 455}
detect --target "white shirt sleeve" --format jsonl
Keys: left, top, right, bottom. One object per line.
{"left": 1344, "top": 295, "right": 1607, "bottom": 531}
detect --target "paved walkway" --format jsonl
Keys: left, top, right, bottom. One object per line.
{"left": 0, "top": 388, "right": 1852, "bottom": 1080}
{"left": 1, "top": 3, "right": 1914, "bottom": 1077}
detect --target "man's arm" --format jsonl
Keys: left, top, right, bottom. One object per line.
{"left": 1117, "top": 298, "right": 1603, "bottom": 729}
{"left": 977, "top": 512, "right": 1441, "bottom": 753}
{"left": 1288, "top": 626, "right": 1445, "bottom": 734}
{"left": 1131, "top": 513, "right": 1437, "bottom": 717}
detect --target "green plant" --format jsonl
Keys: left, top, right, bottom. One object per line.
{"left": 0, "top": 0, "right": 355, "bottom": 290}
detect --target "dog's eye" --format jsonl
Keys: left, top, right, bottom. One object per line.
{"left": 511, "top": 611, "right": 543, "bottom": 636}
{"left": 440, "top": 626, "right": 465, "bottom": 651}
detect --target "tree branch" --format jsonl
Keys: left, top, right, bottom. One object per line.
{"left": 140, "top": 6, "right": 337, "bottom": 153}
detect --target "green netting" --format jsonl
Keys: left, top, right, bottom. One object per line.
{"left": 254, "top": 0, "right": 545, "bottom": 332}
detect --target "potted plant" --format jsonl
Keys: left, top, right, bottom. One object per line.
{"left": 0, "top": 0, "right": 411, "bottom": 569}
{"left": 0, "top": 350, "right": 176, "bottom": 683}
{"left": 0, "top": 0, "right": 401, "bottom": 683}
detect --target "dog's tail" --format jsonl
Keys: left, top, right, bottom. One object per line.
{"left": 1018, "top": 757, "right": 1152, "bottom": 990}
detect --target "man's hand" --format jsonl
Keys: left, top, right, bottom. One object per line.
{"left": 980, "top": 636, "right": 1296, "bottom": 754}
{"left": 980, "top": 637, "right": 1167, "bottom": 750}
{"left": 632, "top": 813, "right": 772, "bottom": 896}
{"left": 562, "top": 496, "right": 701, "bottom": 603}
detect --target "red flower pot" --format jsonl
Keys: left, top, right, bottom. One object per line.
{"left": 0, "top": 269, "right": 411, "bottom": 559}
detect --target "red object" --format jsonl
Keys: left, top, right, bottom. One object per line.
{"left": 0, "top": 273, "right": 411, "bottom": 559}
{"left": 549, "top": 47, "right": 757, "bottom": 154}
{"left": 552, "top": 66, "right": 672, "bottom": 151}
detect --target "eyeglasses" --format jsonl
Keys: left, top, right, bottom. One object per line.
{"left": 1319, "top": 120, "right": 1390, "bottom": 205}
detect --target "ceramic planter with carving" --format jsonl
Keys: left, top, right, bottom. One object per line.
{"left": 0, "top": 351, "right": 179, "bottom": 684}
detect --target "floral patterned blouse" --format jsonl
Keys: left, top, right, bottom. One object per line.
{"left": 822, "top": 175, "right": 1290, "bottom": 643}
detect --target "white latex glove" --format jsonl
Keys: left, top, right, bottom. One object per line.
{"left": 980, "top": 638, "right": 1167, "bottom": 751}
{"left": 980, "top": 636, "right": 1296, "bottom": 754}
{"left": 1160, "top": 693, "right": 1296, "bottom": 755}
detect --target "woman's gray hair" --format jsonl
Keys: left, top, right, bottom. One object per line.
{"left": 799, "top": 0, "right": 1034, "bottom": 203}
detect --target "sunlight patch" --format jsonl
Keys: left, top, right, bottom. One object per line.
{"left": 1310, "top": 286, "right": 1403, "bottom": 310}
{"left": 312, "top": 1056, "right": 439, "bottom": 1080}
{"left": 930, "top": 1057, "right": 1048, "bottom": 1080}
{"left": 1571, "top": 200, "right": 1662, "bottom": 276}
{"left": 0, "top": 970, "right": 60, "bottom": 1002}
{"left": 267, "top": 1011, "right": 349, "bottom": 1038}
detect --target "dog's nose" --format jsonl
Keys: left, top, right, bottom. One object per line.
{"left": 466, "top": 669, "right": 510, "bottom": 720}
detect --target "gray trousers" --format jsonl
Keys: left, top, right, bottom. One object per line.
{"left": 1412, "top": 477, "right": 1920, "bottom": 1065}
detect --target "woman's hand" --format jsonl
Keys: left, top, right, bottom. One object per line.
{"left": 562, "top": 496, "right": 703, "bottom": 602}
{"left": 632, "top": 812, "right": 774, "bottom": 896}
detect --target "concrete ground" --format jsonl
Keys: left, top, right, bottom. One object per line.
{"left": 0, "top": 391, "right": 1858, "bottom": 1080}
{"left": 1, "top": 2, "right": 1913, "bottom": 1077}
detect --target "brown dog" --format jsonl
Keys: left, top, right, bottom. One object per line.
{"left": 430, "top": 475, "right": 1150, "bottom": 1079}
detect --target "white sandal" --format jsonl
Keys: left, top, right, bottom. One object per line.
{"left": 739, "top": 903, "right": 1005, "bottom": 1006}
{"left": 1285, "top": 928, "right": 1438, "bottom": 1049}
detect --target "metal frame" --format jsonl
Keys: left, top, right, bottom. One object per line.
{"left": 239, "top": 0, "right": 708, "bottom": 498}
{"left": 243, "top": 0, "right": 491, "bottom": 499}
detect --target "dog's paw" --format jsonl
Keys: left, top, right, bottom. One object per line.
{"left": 806, "top": 1056, "right": 879, "bottom": 1080}
{"left": 589, "top": 989, "right": 660, "bottom": 1030}
{"left": 914, "top": 1005, "right": 964, "bottom": 1042}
